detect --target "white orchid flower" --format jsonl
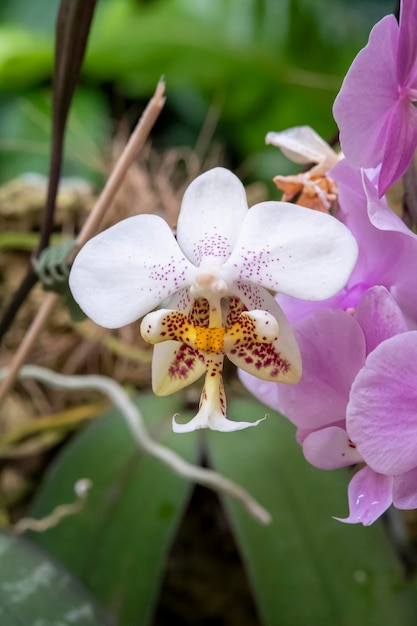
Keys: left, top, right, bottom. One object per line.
{"left": 69, "top": 167, "right": 358, "bottom": 432}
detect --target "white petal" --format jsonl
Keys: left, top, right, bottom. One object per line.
{"left": 176, "top": 167, "right": 249, "bottom": 265}
{"left": 266, "top": 126, "right": 339, "bottom": 172}
{"left": 69, "top": 215, "right": 193, "bottom": 328}
{"left": 224, "top": 203, "right": 358, "bottom": 301}
{"left": 172, "top": 410, "right": 266, "bottom": 433}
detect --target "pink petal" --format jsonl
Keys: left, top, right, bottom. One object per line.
{"left": 332, "top": 161, "right": 417, "bottom": 308}
{"left": 354, "top": 286, "right": 407, "bottom": 354}
{"left": 302, "top": 427, "right": 362, "bottom": 470}
{"left": 333, "top": 15, "right": 399, "bottom": 168}
{"left": 347, "top": 332, "right": 417, "bottom": 475}
{"left": 335, "top": 466, "right": 393, "bottom": 526}
{"left": 241, "top": 309, "right": 366, "bottom": 429}
{"left": 377, "top": 98, "right": 417, "bottom": 196}
{"left": 397, "top": 0, "right": 417, "bottom": 86}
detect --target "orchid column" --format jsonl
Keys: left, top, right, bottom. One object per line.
{"left": 70, "top": 167, "right": 358, "bottom": 432}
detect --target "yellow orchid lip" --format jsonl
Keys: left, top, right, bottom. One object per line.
{"left": 139, "top": 294, "right": 293, "bottom": 431}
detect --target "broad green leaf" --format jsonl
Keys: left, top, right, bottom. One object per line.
{"left": 207, "top": 397, "right": 417, "bottom": 626}
{"left": 29, "top": 394, "right": 199, "bottom": 626}
{"left": 0, "top": 532, "right": 110, "bottom": 625}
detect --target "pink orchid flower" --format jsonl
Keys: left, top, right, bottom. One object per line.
{"left": 241, "top": 286, "right": 411, "bottom": 525}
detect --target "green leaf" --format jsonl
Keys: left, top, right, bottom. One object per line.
{"left": 29, "top": 394, "right": 199, "bottom": 626}
{"left": 207, "top": 397, "right": 417, "bottom": 626}
{"left": 0, "top": 532, "right": 110, "bottom": 624}
{"left": 0, "top": 87, "right": 110, "bottom": 185}
{"left": 0, "top": 26, "right": 52, "bottom": 89}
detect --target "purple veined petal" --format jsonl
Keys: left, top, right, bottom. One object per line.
{"left": 176, "top": 167, "right": 249, "bottom": 266}
{"left": 335, "top": 466, "right": 393, "bottom": 526}
{"left": 347, "top": 332, "right": 417, "bottom": 475}
{"left": 302, "top": 426, "right": 363, "bottom": 470}
{"left": 397, "top": 0, "right": 417, "bottom": 86}
{"left": 223, "top": 202, "right": 358, "bottom": 300}
{"left": 232, "top": 282, "right": 301, "bottom": 383}
{"left": 354, "top": 285, "right": 407, "bottom": 354}
{"left": 266, "top": 126, "right": 339, "bottom": 172}
{"left": 69, "top": 215, "right": 193, "bottom": 328}
{"left": 393, "top": 467, "right": 417, "bottom": 509}
{"left": 377, "top": 98, "right": 417, "bottom": 196}
{"left": 241, "top": 309, "right": 366, "bottom": 429}
{"left": 333, "top": 15, "right": 399, "bottom": 168}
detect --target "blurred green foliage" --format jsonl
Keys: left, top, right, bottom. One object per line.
{"left": 3, "top": 2, "right": 413, "bottom": 623}
{"left": 29, "top": 394, "right": 417, "bottom": 626}
{"left": 0, "top": 0, "right": 395, "bottom": 186}
{"left": 0, "top": 532, "right": 110, "bottom": 624}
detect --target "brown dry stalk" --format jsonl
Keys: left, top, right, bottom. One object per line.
{"left": 0, "top": 80, "right": 166, "bottom": 409}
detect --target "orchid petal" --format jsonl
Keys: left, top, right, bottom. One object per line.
{"left": 393, "top": 467, "right": 417, "bottom": 510}
{"left": 232, "top": 283, "right": 301, "bottom": 383}
{"left": 377, "top": 99, "right": 417, "bottom": 196}
{"left": 69, "top": 215, "right": 193, "bottom": 328}
{"left": 397, "top": 0, "right": 417, "bottom": 86}
{"left": 354, "top": 286, "right": 407, "bottom": 354}
{"left": 240, "top": 309, "right": 365, "bottom": 429}
{"left": 335, "top": 466, "right": 393, "bottom": 526}
{"left": 302, "top": 427, "right": 363, "bottom": 470}
{"left": 173, "top": 411, "right": 266, "bottom": 433}
{"left": 151, "top": 342, "right": 205, "bottom": 395}
{"left": 144, "top": 293, "right": 207, "bottom": 395}
{"left": 173, "top": 353, "right": 265, "bottom": 432}
{"left": 333, "top": 15, "right": 399, "bottom": 168}
{"left": 332, "top": 161, "right": 417, "bottom": 305}
{"left": 266, "top": 126, "right": 339, "bottom": 172}
{"left": 295, "top": 420, "right": 346, "bottom": 445}
{"left": 347, "top": 332, "right": 417, "bottom": 475}
{"left": 362, "top": 168, "right": 413, "bottom": 235}
{"left": 224, "top": 202, "right": 358, "bottom": 300}
{"left": 176, "top": 167, "right": 248, "bottom": 266}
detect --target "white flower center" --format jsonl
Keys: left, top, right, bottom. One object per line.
{"left": 189, "top": 260, "right": 234, "bottom": 299}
